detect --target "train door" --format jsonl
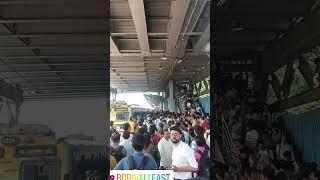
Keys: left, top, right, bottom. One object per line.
{"left": 20, "top": 159, "right": 60, "bottom": 180}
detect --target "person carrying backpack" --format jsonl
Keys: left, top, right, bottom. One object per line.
{"left": 194, "top": 136, "right": 210, "bottom": 177}
{"left": 114, "top": 133, "right": 158, "bottom": 170}
{"left": 110, "top": 132, "right": 127, "bottom": 163}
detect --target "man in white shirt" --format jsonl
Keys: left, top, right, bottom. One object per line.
{"left": 119, "top": 131, "right": 134, "bottom": 156}
{"left": 120, "top": 123, "right": 133, "bottom": 143}
{"left": 175, "top": 121, "right": 189, "bottom": 145}
{"left": 169, "top": 126, "right": 198, "bottom": 180}
{"left": 158, "top": 127, "right": 173, "bottom": 168}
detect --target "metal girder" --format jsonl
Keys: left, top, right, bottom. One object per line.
{"left": 0, "top": 69, "right": 106, "bottom": 73}
{"left": 0, "top": 55, "right": 106, "bottom": 59}
{"left": 0, "top": 0, "right": 102, "bottom": 5}
{"left": 110, "top": 32, "right": 203, "bottom": 36}
{"left": 0, "top": 33, "right": 106, "bottom": 38}
{"left": 118, "top": 38, "right": 167, "bottom": 41}
{"left": 177, "top": 0, "right": 208, "bottom": 57}
{"left": 110, "top": 51, "right": 207, "bottom": 57}
{"left": 8, "top": 75, "right": 106, "bottom": 80}
{"left": 24, "top": 94, "right": 106, "bottom": 101}
{"left": 0, "top": 45, "right": 105, "bottom": 50}
{"left": 24, "top": 84, "right": 107, "bottom": 88}
{"left": 128, "top": 0, "right": 151, "bottom": 56}
{"left": 0, "top": 18, "right": 107, "bottom": 23}
{"left": 0, "top": 62, "right": 106, "bottom": 67}
{"left": 0, "top": 79, "right": 23, "bottom": 103}
{"left": 270, "top": 87, "right": 320, "bottom": 112}
{"left": 26, "top": 87, "right": 107, "bottom": 91}
{"left": 165, "top": 0, "right": 190, "bottom": 57}
{"left": 25, "top": 90, "right": 106, "bottom": 94}
{"left": 111, "top": 52, "right": 164, "bottom": 57}
{"left": 261, "top": 0, "right": 320, "bottom": 74}
{"left": 19, "top": 80, "right": 106, "bottom": 84}
{"left": 110, "top": 18, "right": 170, "bottom": 22}
{"left": 0, "top": 1, "right": 57, "bottom": 5}
{"left": 194, "top": 22, "right": 210, "bottom": 50}
{"left": 110, "top": 36, "right": 121, "bottom": 55}
{"left": 24, "top": 92, "right": 106, "bottom": 97}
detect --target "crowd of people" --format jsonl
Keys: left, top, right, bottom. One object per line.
{"left": 109, "top": 90, "right": 211, "bottom": 179}
{"left": 213, "top": 84, "right": 320, "bottom": 180}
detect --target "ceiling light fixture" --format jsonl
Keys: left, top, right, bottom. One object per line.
{"left": 181, "top": 67, "right": 187, "bottom": 72}
{"left": 177, "top": 59, "right": 183, "bottom": 64}
{"left": 160, "top": 57, "right": 167, "bottom": 60}
{"left": 201, "top": 66, "right": 206, "bottom": 69}
{"left": 158, "top": 66, "right": 164, "bottom": 70}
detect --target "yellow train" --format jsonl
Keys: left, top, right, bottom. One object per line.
{"left": 110, "top": 101, "right": 134, "bottom": 133}
{"left": 0, "top": 124, "right": 106, "bottom": 180}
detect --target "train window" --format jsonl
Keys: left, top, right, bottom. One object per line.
{"left": 116, "top": 112, "right": 129, "bottom": 121}
{"left": 16, "top": 146, "right": 56, "bottom": 157}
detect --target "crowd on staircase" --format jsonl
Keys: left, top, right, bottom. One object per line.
{"left": 213, "top": 84, "right": 319, "bottom": 180}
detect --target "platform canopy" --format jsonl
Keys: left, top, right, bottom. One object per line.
{"left": 0, "top": 0, "right": 108, "bottom": 100}
{"left": 110, "top": 0, "right": 210, "bottom": 92}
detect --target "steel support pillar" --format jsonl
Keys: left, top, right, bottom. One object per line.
{"left": 168, "top": 79, "right": 176, "bottom": 113}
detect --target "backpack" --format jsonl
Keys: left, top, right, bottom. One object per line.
{"left": 149, "top": 144, "right": 161, "bottom": 167}
{"left": 110, "top": 146, "right": 125, "bottom": 163}
{"left": 196, "top": 148, "right": 210, "bottom": 177}
{"left": 127, "top": 155, "right": 149, "bottom": 170}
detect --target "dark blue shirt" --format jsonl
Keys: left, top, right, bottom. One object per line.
{"left": 114, "top": 152, "right": 158, "bottom": 170}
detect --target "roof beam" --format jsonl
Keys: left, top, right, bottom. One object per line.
{"left": 111, "top": 52, "right": 163, "bottom": 57}
{"left": 177, "top": 0, "right": 208, "bottom": 57}
{"left": 0, "top": 0, "right": 101, "bottom": 5}
{"left": 0, "top": 18, "right": 107, "bottom": 23}
{"left": 111, "top": 51, "right": 207, "bottom": 57}
{"left": 110, "top": 18, "right": 171, "bottom": 22}
{"left": 24, "top": 94, "right": 106, "bottom": 100}
{"left": 0, "top": 45, "right": 105, "bottom": 50}
{"left": 261, "top": 1, "right": 320, "bottom": 74}
{"left": 194, "top": 23, "right": 210, "bottom": 50}
{"left": 0, "top": 69, "right": 106, "bottom": 73}
{"left": 270, "top": 87, "right": 320, "bottom": 112}
{"left": 8, "top": 75, "right": 106, "bottom": 80}
{"left": 0, "top": 33, "right": 106, "bottom": 38}
{"left": 0, "top": 1, "right": 57, "bottom": 5}
{"left": 26, "top": 87, "right": 107, "bottom": 91}
{"left": 110, "top": 37, "right": 121, "bottom": 56}
{"left": 165, "top": 0, "right": 190, "bottom": 57}
{"left": 128, "top": 0, "right": 150, "bottom": 56}
{"left": 0, "top": 55, "right": 106, "bottom": 59}
{"left": 24, "top": 84, "right": 107, "bottom": 89}
{"left": 25, "top": 91, "right": 106, "bottom": 96}
{"left": 1, "top": 62, "right": 105, "bottom": 66}
{"left": 19, "top": 80, "right": 106, "bottom": 85}
{"left": 110, "top": 32, "right": 203, "bottom": 36}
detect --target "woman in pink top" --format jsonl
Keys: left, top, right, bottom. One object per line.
{"left": 193, "top": 136, "right": 210, "bottom": 177}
